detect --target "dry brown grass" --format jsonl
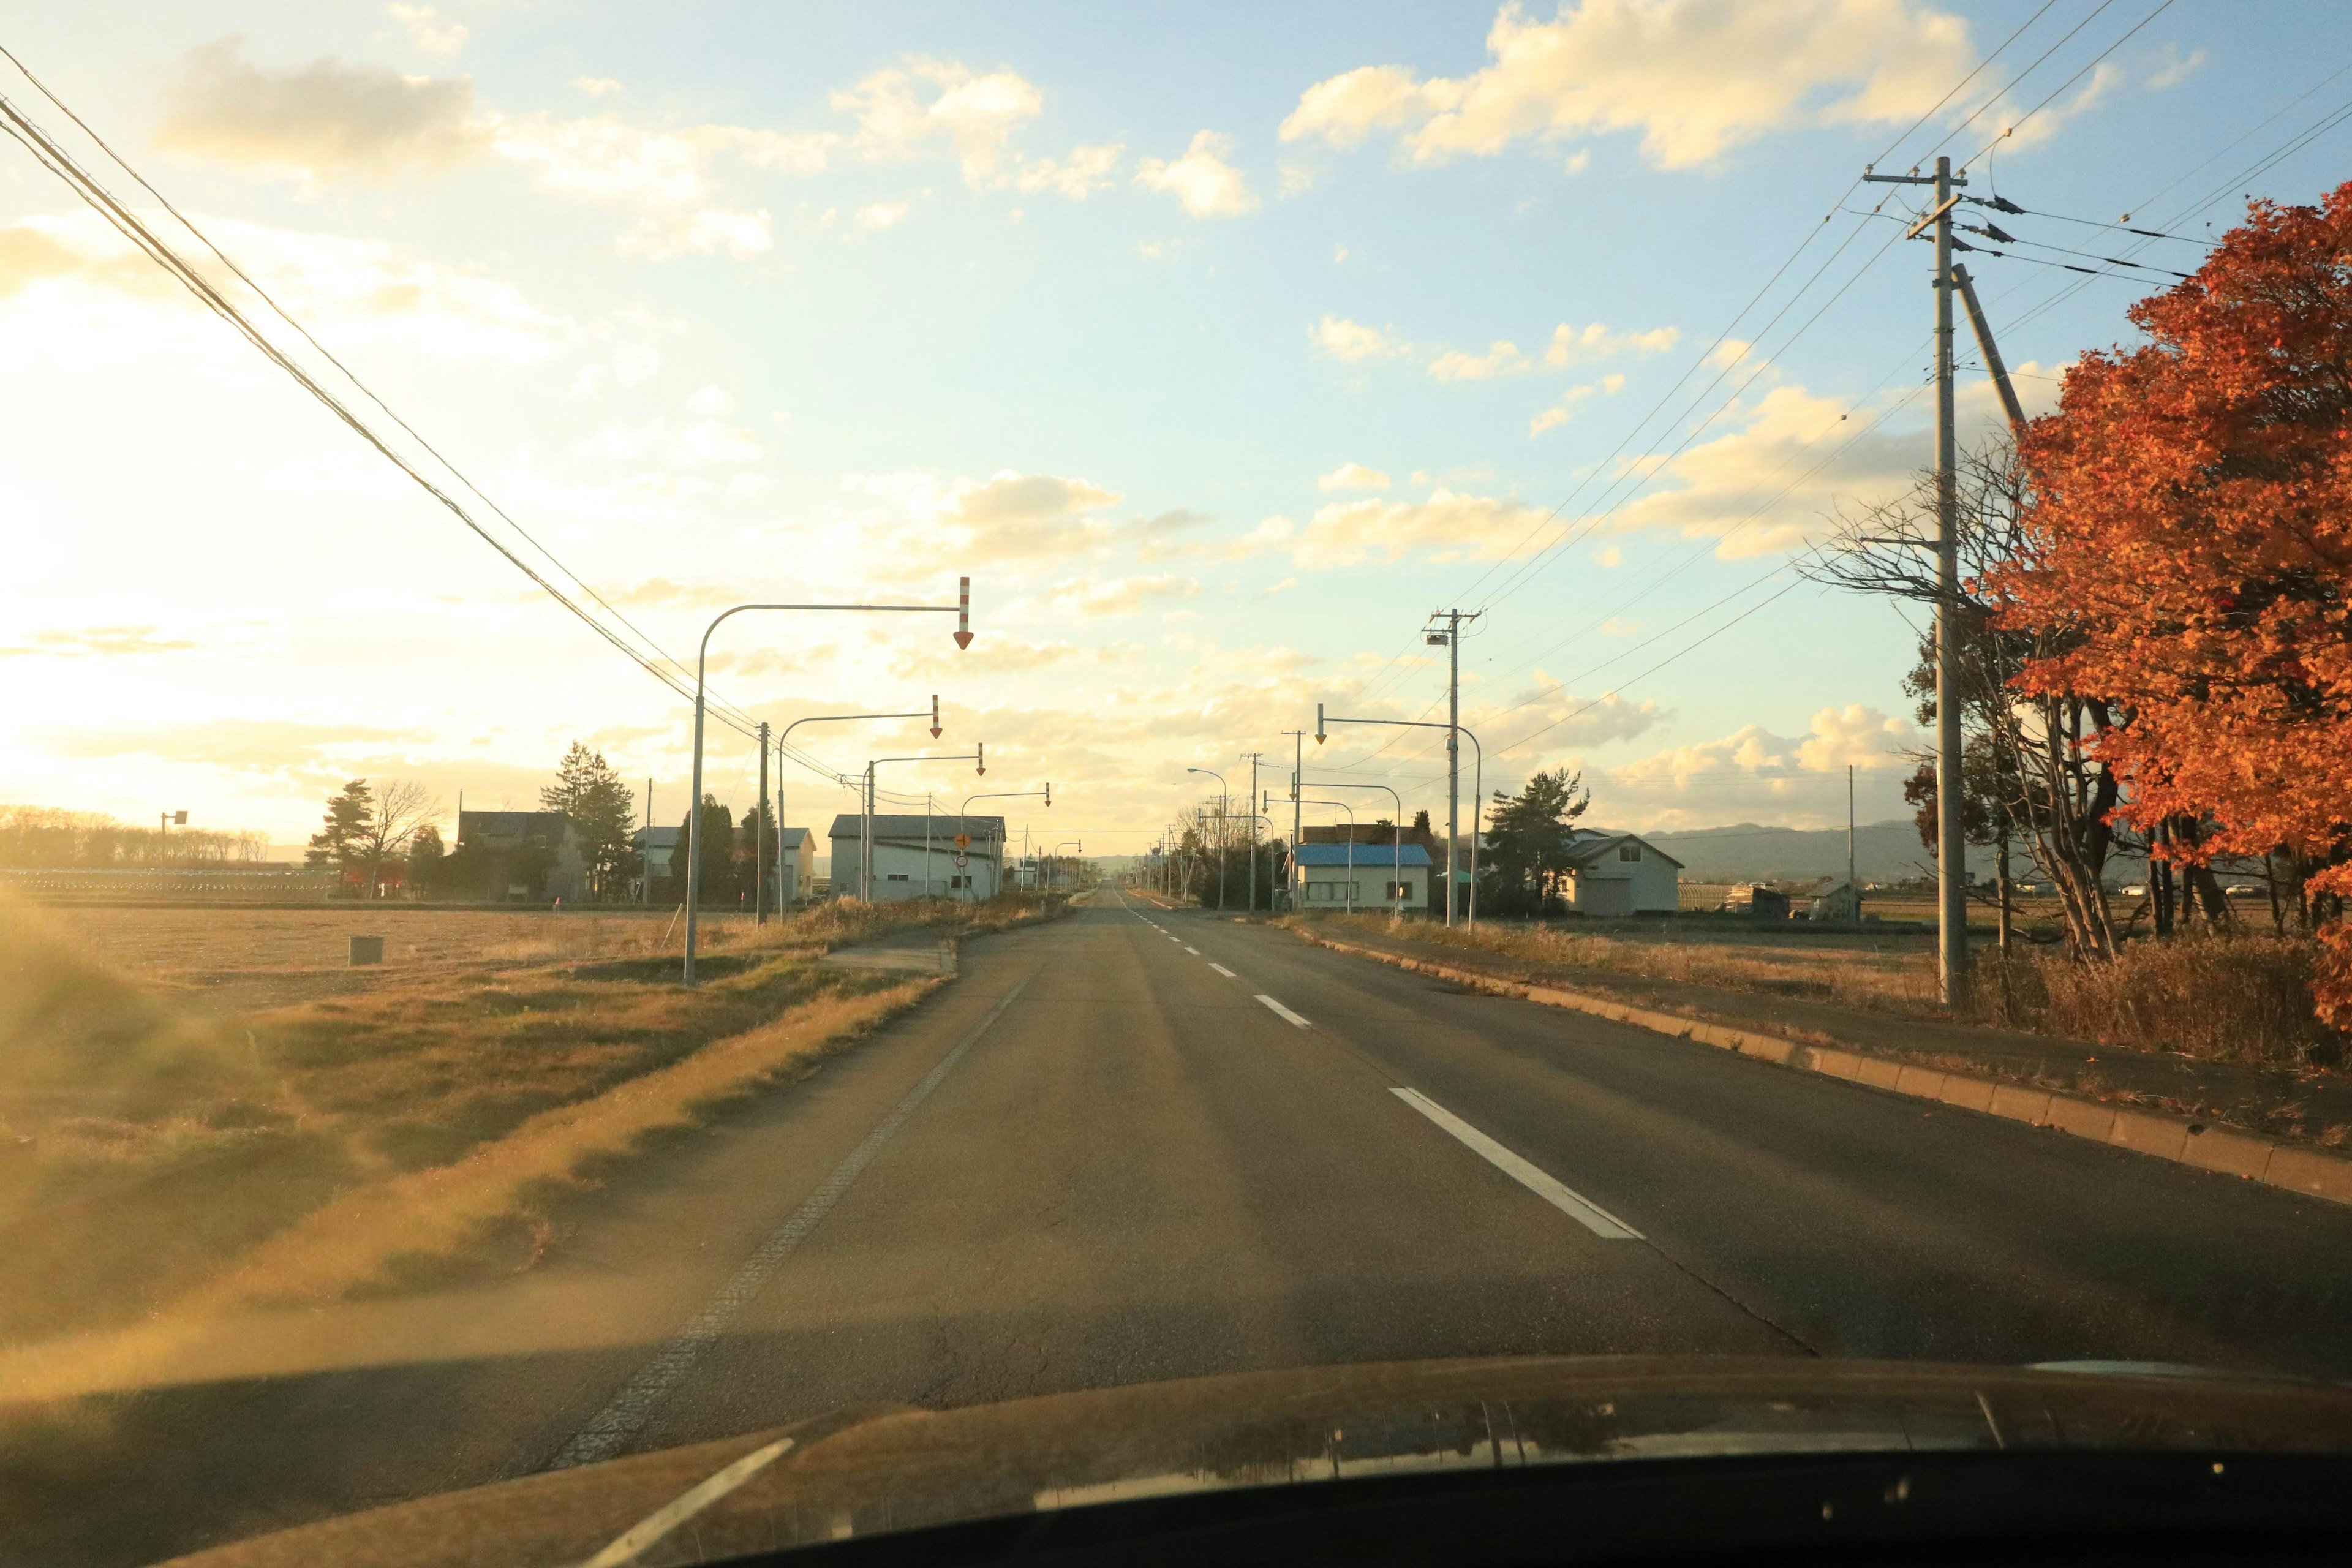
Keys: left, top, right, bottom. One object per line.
{"left": 0, "top": 890, "right": 1056, "bottom": 1340}
{"left": 1295, "top": 910, "right": 2342, "bottom": 1068}
{"left": 1297, "top": 912, "right": 1943, "bottom": 1013}
{"left": 1978, "top": 933, "right": 2339, "bottom": 1067}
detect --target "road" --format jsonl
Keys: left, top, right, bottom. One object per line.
{"left": 17, "top": 895, "right": 2352, "bottom": 1566}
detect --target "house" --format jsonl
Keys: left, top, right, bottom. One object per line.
{"left": 1291, "top": 842, "right": 1432, "bottom": 913}
{"left": 1558, "top": 828, "right": 1684, "bottom": 915}
{"left": 776, "top": 826, "right": 815, "bottom": 903}
{"left": 826, "top": 814, "right": 1008, "bottom": 902}
{"left": 458, "top": 810, "right": 590, "bottom": 903}
{"left": 631, "top": 825, "right": 680, "bottom": 903}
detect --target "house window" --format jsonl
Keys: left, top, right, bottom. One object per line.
{"left": 1618, "top": 843, "right": 1642, "bottom": 862}
{"left": 884, "top": 873, "right": 910, "bottom": 882}
{"left": 1306, "top": 881, "right": 1346, "bottom": 901}
{"left": 949, "top": 875, "right": 971, "bottom": 889}
{"left": 1385, "top": 881, "right": 1412, "bottom": 900}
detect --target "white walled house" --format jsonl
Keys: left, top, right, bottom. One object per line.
{"left": 775, "top": 826, "right": 815, "bottom": 903}
{"left": 1559, "top": 829, "right": 1684, "bottom": 915}
{"left": 1290, "top": 842, "right": 1431, "bottom": 913}
{"left": 825, "top": 814, "right": 1006, "bottom": 902}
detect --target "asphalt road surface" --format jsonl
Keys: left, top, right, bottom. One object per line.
{"left": 19, "top": 895, "right": 2352, "bottom": 1566}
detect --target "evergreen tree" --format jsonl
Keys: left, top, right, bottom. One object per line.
{"left": 676, "top": 795, "right": 737, "bottom": 906}
{"left": 541, "top": 741, "right": 639, "bottom": 900}
{"left": 304, "top": 780, "right": 374, "bottom": 884}
{"left": 1481, "top": 769, "right": 1590, "bottom": 917}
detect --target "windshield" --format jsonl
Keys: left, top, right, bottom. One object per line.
{"left": 6, "top": 5, "right": 2352, "bottom": 1566}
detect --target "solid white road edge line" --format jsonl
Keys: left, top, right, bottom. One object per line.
{"left": 543, "top": 980, "right": 1031, "bottom": 1470}
{"left": 1210, "top": 963, "right": 1237, "bottom": 978}
{"left": 575, "top": 1436, "right": 797, "bottom": 1568}
{"left": 1390, "top": 1086, "right": 1643, "bottom": 1241}
{"left": 1256, "top": 993, "right": 1312, "bottom": 1028}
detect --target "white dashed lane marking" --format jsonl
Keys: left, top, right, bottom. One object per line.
{"left": 1210, "top": 964, "right": 1236, "bottom": 978}
{"left": 1390, "top": 1087, "right": 1643, "bottom": 1240}
{"left": 1254, "top": 994, "right": 1311, "bottom": 1029}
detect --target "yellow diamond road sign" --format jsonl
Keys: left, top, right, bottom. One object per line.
{"left": 954, "top": 832, "right": 971, "bottom": 850}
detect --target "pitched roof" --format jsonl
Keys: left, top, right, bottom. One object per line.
{"left": 825, "top": 814, "right": 1006, "bottom": 842}
{"left": 776, "top": 826, "right": 810, "bottom": 848}
{"left": 1293, "top": 842, "right": 1431, "bottom": 869}
{"left": 631, "top": 826, "right": 682, "bottom": 848}
{"left": 462, "top": 810, "right": 573, "bottom": 837}
{"left": 1560, "top": 829, "right": 1686, "bottom": 870}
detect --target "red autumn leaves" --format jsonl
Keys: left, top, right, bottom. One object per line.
{"left": 1994, "top": 181, "right": 2352, "bottom": 1023}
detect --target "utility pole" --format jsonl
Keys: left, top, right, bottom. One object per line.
{"left": 1423, "top": 609, "right": 1479, "bottom": 927}
{"left": 1281, "top": 729, "right": 1306, "bottom": 912}
{"left": 1848, "top": 763, "right": 1858, "bottom": 927}
{"left": 755, "top": 722, "right": 770, "bottom": 924}
{"left": 1864, "top": 155, "right": 1968, "bottom": 1009}
{"left": 1241, "top": 752, "right": 1263, "bottom": 913}
{"left": 641, "top": 778, "right": 652, "bottom": 906}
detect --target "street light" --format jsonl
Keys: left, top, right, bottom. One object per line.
{"left": 1185, "top": 766, "right": 1228, "bottom": 911}
{"left": 861, "top": 750, "right": 984, "bottom": 901}
{"left": 766, "top": 696, "right": 942, "bottom": 921}
{"left": 960, "top": 785, "right": 1050, "bottom": 901}
{"left": 1316, "top": 703, "right": 1484, "bottom": 929}
{"left": 1047, "top": 839, "right": 1083, "bottom": 892}
{"left": 684, "top": 581, "right": 972, "bottom": 984}
{"left": 1302, "top": 778, "right": 1405, "bottom": 919}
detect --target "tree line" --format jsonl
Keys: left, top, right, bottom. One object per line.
{"left": 0, "top": 804, "right": 270, "bottom": 869}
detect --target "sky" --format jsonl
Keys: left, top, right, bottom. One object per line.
{"left": 3, "top": 0, "right": 2348, "bottom": 862}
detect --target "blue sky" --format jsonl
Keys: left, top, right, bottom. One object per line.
{"left": 4, "top": 1, "right": 2347, "bottom": 857}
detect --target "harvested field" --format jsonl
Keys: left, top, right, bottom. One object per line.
{"left": 0, "top": 891, "right": 1055, "bottom": 1343}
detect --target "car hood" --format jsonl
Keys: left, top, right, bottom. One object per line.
{"left": 163, "top": 1355, "right": 2352, "bottom": 1568}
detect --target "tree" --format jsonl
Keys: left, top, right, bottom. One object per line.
{"left": 305, "top": 779, "right": 374, "bottom": 886}
{"left": 1807, "top": 438, "right": 2135, "bottom": 957}
{"left": 677, "top": 796, "right": 737, "bottom": 907}
{"left": 358, "top": 779, "right": 439, "bottom": 899}
{"left": 1479, "top": 769, "right": 1590, "bottom": 917}
{"left": 1993, "top": 183, "right": 2352, "bottom": 1021}
{"left": 540, "top": 742, "right": 639, "bottom": 900}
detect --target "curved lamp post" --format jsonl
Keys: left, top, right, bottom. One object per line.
{"left": 684, "top": 582, "right": 971, "bottom": 984}
{"left": 1047, "top": 839, "right": 1083, "bottom": 892}
{"left": 1184, "top": 766, "right": 1229, "bottom": 911}
{"left": 960, "top": 785, "right": 1050, "bottom": 900}
{"left": 1314, "top": 705, "right": 1483, "bottom": 929}
{"left": 769, "top": 696, "right": 942, "bottom": 921}
{"left": 1302, "top": 778, "right": 1405, "bottom": 919}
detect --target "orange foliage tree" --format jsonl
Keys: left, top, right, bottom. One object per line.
{"left": 1994, "top": 183, "right": 2352, "bottom": 1022}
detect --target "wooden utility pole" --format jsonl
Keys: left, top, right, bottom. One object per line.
{"left": 1866, "top": 155, "right": 1969, "bottom": 1009}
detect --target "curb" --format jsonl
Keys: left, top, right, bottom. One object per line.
{"left": 1297, "top": 929, "right": 2352, "bottom": 1211}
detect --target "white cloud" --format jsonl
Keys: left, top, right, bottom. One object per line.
{"left": 2145, "top": 43, "right": 2206, "bottom": 92}
{"left": 386, "top": 4, "right": 467, "bottom": 56}
{"left": 833, "top": 58, "right": 1041, "bottom": 184}
{"left": 1428, "top": 339, "right": 1531, "bottom": 381}
{"left": 847, "top": 469, "right": 1126, "bottom": 561}
{"left": 575, "top": 76, "right": 624, "bottom": 98}
{"left": 1529, "top": 383, "right": 1597, "bottom": 435}
{"left": 1279, "top": 0, "right": 1972, "bottom": 170}
{"left": 576, "top": 391, "right": 761, "bottom": 465}
{"left": 1289, "top": 488, "right": 1548, "bottom": 569}
{"left": 856, "top": 200, "right": 913, "bottom": 230}
{"left": 156, "top": 38, "right": 484, "bottom": 183}
{"left": 1484, "top": 686, "right": 1664, "bottom": 750}
{"left": 1317, "top": 461, "right": 1392, "bottom": 492}
{"left": 1601, "top": 706, "right": 1921, "bottom": 825}
{"left": 1544, "top": 320, "right": 1680, "bottom": 366}
{"left": 684, "top": 384, "right": 735, "bottom": 417}
{"left": 1136, "top": 130, "right": 1261, "bottom": 217}
{"left": 615, "top": 206, "right": 774, "bottom": 260}
{"left": 1311, "top": 314, "right": 1402, "bottom": 361}
{"left": 0, "top": 210, "right": 571, "bottom": 363}
{"left": 1041, "top": 575, "right": 1201, "bottom": 619}
{"left": 1014, "top": 143, "right": 1123, "bottom": 198}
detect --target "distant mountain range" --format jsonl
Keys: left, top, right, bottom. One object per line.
{"left": 1634, "top": 820, "right": 2149, "bottom": 884}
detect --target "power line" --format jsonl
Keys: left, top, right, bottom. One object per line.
{"left": 1959, "top": 0, "right": 2177, "bottom": 171}
{"left": 0, "top": 72, "right": 780, "bottom": 748}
